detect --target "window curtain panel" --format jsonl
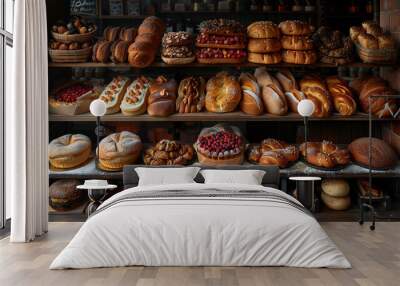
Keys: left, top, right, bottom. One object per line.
{"left": 8, "top": 0, "right": 49, "bottom": 242}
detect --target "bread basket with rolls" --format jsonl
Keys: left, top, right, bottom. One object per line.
{"left": 194, "top": 124, "right": 245, "bottom": 166}
{"left": 49, "top": 46, "right": 93, "bottom": 63}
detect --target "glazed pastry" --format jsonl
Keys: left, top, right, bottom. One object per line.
{"left": 49, "top": 134, "right": 91, "bottom": 169}
{"left": 176, "top": 76, "right": 206, "bottom": 113}
{"left": 162, "top": 32, "right": 195, "bottom": 65}
{"left": 247, "top": 21, "right": 280, "bottom": 39}
{"left": 325, "top": 76, "right": 356, "bottom": 116}
{"left": 120, "top": 76, "right": 152, "bottom": 116}
{"left": 279, "top": 20, "right": 314, "bottom": 36}
{"left": 147, "top": 76, "right": 177, "bottom": 117}
{"left": 99, "top": 76, "right": 131, "bottom": 114}
{"left": 300, "top": 75, "right": 332, "bottom": 117}
{"left": 300, "top": 141, "right": 350, "bottom": 168}
{"left": 98, "top": 131, "right": 142, "bottom": 170}
{"left": 205, "top": 72, "right": 242, "bottom": 113}
{"left": 239, "top": 73, "right": 263, "bottom": 115}
{"left": 195, "top": 125, "right": 245, "bottom": 166}
{"left": 248, "top": 52, "right": 282, "bottom": 64}
{"left": 254, "top": 67, "right": 287, "bottom": 115}
{"left": 144, "top": 139, "right": 194, "bottom": 165}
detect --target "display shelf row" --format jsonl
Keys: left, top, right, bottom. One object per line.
{"left": 49, "top": 159, "right": 400, "bottom": 180}
{"left": 49, "top": 112, "right": 396, "bottom": 122}
{"left": 48, "top": 62, "right": 395, "bottom": 69}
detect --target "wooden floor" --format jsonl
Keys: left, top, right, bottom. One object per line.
{"left": 0, "top": 222, "right": 399, "bottom": 286}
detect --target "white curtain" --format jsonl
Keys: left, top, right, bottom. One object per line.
{"left": 8, "top": 0, "right": 49, "bottom": 242}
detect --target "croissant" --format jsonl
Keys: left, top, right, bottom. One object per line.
{"left": 326, "top": 76, "right": 356, "bottom": 116}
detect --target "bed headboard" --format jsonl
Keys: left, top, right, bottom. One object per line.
{"left": 123, "top": 165, "right": 280, "bottom": 189}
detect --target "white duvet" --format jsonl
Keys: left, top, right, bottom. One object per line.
{"left": 50, "top": 183, "right": 351, "bottom": 269}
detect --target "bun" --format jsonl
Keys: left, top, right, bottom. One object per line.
{"left": 300, "top": 141, "right": 350, "bottom": 168}
{"left": 92, "top": 41, "right": 112, "bottom": 63}
{"left": 99, "top": 76, "right": 131, "bottom": 114}
{"left": 205, "top": 72, "right": 242, "bottom": 113}
{"left": 144, "top": 140, "right": 194, "bottom": 165}
{"left": 326, "top": 76, "right": 356, "bottom": 116}
{"left": 281, "top": 35, "right": 314, "bottom": 50}
{"left": 349, "top": 137, "right": 397, "bottom": 169}
{"left": 128, "top": 40, "right": 156, "bottom": 67}
{"left": 321, "top": 192, "right": 351, "bottom": 211}
{"left": 99, "top": 131, "right": 142, "bottom": 170}
{"left": 358, "top": 33, "right": 378, "bottom": 49}
{"left": 110, "top": 40, "right": 129, "bottom": 63}
{"left": 321, "top": 179, "right": 350, "bottom": 197}
{"left": 254, "top": 67, "right": 288, "bottom": 115}
{"left": 300, "top": 75, "right": 332, "bottom": 117}
{"left": 120, "top": 76, "right": 152, "bottom": 116}
{"left": 248, "top": 52, "right": 282, "bottom": 64}
{"left": 147, "top": 76, "right": 177, "bottom": 117}
{"left": 239, "top": 73, "right": 263, "bottom": 115}
{"left": 49, "top": 134, "right": 91, "bottom": 169}
{"left": 247, "top": 38, "right": 281, "bottom": 53}
{"left": 176, "top": 76, "right": 206, "bottom": 113}
{"left": 350, "top": 26, "right": 365, "bottom": 42}
{"left": 279, "top": 20, "right": 314, "bottom": 36}
{"left": 378, "top": 35, "right": 396, "bottom": 49}
{"left": 247, "top": 21, "right": 280, "bottom": 39}
{"left": 282, "top": 50, "right": 317, "bottom": 64}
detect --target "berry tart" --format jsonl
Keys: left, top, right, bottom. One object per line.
{"left": 49, "top": 82, "right": 99, "bottom": 115}
{"left": 195, "top": 125, "right": 245, "bottom": 165}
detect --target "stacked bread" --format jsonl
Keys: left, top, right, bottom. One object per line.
{"left": 128, "top": 16, "right": 165, "bottom": 68}
{"left": 247, "top": 138, "right": 299, "bottom": 168}
{"left": 350, "top": 21, "right": 396, "bottom": 50}
{"left": 321, "top": 179, "right": 351, "bottom": 211}
{"left": 176, "top": 76, "right": 206, "bottom": 113}
{"left": 92, "top": 26, "right": 137, "bottom": 63}
{"left": 161, "top": 32, "right": 195, "bottom": 65}
{"left": 312, "top": 26, "right": 353, "bottom": 65}
{"left": 350, "top": 75, "right": 398, "bottom": 118}
{"left": 300, "top": 141, "right": 350, "bottom": 169}
{"left": 196, "top": 19, "right": 247, "bottom": 64}
{"left": 144, "top": 139, "right": 194, "bottom": 165}
{"left": 279, "top": 20, "right": 317, "bottom": 64}
{"left": 247, "top": 21, "right": 282, "bottom": 64}
{"left": 147, "top": 76, "right": 178, "bottom": 117}
{"left": 98, "top": 131, "right": 142, "bottom": 171}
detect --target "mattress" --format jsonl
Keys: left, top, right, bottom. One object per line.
{"left": 50, "top": 183, "right": 351, "bottom": 269}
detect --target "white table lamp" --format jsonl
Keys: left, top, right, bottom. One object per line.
{"left": 90, "top": 99, "right": 107, "bottom": 169}
{"left": 298, "top": 99, "right": 315, "bottom": 161}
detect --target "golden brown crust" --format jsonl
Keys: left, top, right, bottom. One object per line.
{"left": 176, "top": 76, "right": 206, "bottom": 113}
{"left": 247, "top": 38, "right": 281, "bottom": 53}
{"left": 147, "top": 77, "right": 177, "bottom": 117}
{"left": 128, "top": 41, "right": 156, "bottom": 67}
{"left": 110, "top": 40, "right": 129, "bottom": 63}
{"left": 300, "top": 75, "right": 332, "bottom": 117}
{"left": 358, "top": 33, "right": 379, "bottom": 49}
{"left": 92, "top": 41, "right": 112, "bottom": 63}
{"left": 325, "top": 76, "right": 356, "bottom": 116}
{"left": 119, "top": 27, "right": 137, "bottom": 43}
{"left": 349, "top": 26, "right": 365, "bottom": 43}
{"left": 205, "top": 72, "right": 242, "bottom": 113}
{"left": 281, "top": 35, "right": 314, "bottom": 50}
{"left": 239, "top": 73, "right": 263, "bottom": 115}
{"left": 362, "top": 21, "right": 383, "bottom": 37}
{"left": 247, "top": 21, "right": 280, "bottom": 39}
{"left": 281, "top": 49, "right": 317, "bottom": 64}
{"left": 248, "top": 52, "right": 282, "bottom": 64}
{"left": 103, "top": 26, "right": 121, "bottom": 41}
{"left": 144, "top": 140, "right": 195, "bottom": 165}
{"left": 300, "top": 141, "right": 350, "bottom": 168}
{"left": 49, "top": 134, "right": 91, "bottom": 169}
{"left": 377, "top": 35, "right": 396, "bottom": 49}
{"left": 279, "top": 20, "right": 315, "bottom": 36}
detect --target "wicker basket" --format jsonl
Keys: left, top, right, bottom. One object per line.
{"left": 51, "top": 29, "right": 96, "bottom": 43}
{"left": 355, "top": 43, "right": 397, "bottom": 64}
{"left": 49, "top": 46, "right": 92, "bottom": 63}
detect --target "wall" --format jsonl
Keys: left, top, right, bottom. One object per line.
{"left": 380, "top": 0, "right": 400, "bottom": 90}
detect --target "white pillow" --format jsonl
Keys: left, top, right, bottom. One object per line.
{"left": 200, "top": 169, "right": 266, "bottom": 185}
{"left": 135, "top": 167, "right": 201, "bottom": 186}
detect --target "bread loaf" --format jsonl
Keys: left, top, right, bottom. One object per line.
{"left": 300, "top": 141, "right": 350, "bottom": 168}
{"left": 239, "top": 73, "right": 263, "bottom": 115}
{"left": 247, "top": 38, "right": 281, "bottom": 53}
{"left": 358, "top": 33, "right": 378, "bottom": 49}
{"left": 248, "top": 52, "right": 282, "bottom": 64}
{"left": 281, "top": 35, "right": 314, "bottom": 50}
{"left": 300, "top": 75, "right": 332, "bottom": 117}
{"left": 282, "top": 50, "right": 317, "bottom": 64}
{"left": 49, "top": 134, "right": 91, "bottom": 169}
{"left": 325, "top": 76, "right": 356, "bottom": 116}
{"left": 275, "top": 69, "right": 305, "bottom": 113}
{"left": 247, "top": 21, "right": 280, "bottom": 39}
{"left": 279, "top": 20, "right": 314, "bottom": 36}
{"left": 147, "top": 76, "right": 177, "bottom": 117}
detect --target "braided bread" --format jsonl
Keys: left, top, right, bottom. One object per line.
{"left": 300, "top": 141, "right": 350, "bottom": 168}
{"left": 325, "top": 76, "right": 356, "bottom": 116}
{"left": 300, "top": 75, "right": 332, "bottom": 117}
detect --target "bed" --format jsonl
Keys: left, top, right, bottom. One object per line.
{"left": 50, "top": 165, "right": 350, "bottom": 269}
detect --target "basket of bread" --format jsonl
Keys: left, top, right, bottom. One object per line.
{"left": 350, "top": 21, "right": 397, "bottom": 63}
{"left": 51, "top": 16, "right": 97, "bottom": 43}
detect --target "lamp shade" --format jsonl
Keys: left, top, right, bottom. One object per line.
{"left": 297, "top": 99, "right": 315, "bottom": 117}
{"left": 90, "top": 99, "right": 107, "bottom": 117}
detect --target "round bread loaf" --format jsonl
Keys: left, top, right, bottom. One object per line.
{"left": 128, "top": 41, "right": 156, "bottom": 67}
{"left": 321, "top": 192, "right": 351, "bottom": 211}
{"left": 49, "top": 134, "right": 91, "bottom": 169}
{"left": 282, "top": 50, "right": 317, "bottom": 64}
{"left": 99, "top": 131, "right": 142, "bottom": 170}
{"left": 49, "top": 179, "right": 84, "bottom": 210}
{"left": 281, "top": 35, "right": 314, "bottom": 50}
{"left": 247, "top": 38, "right": 281, "bottom": 53}
{"left": 247, "top": 21, "right": 280, "bottom": 39}
{"left": 358, "top": 33, "right": 378, "bottom": 49}
{"left": 205, "top": 72, "right": 242, "bottom": 113}
{"left": 377, "top": 35, "right": 396, "bottom": 49}
{"left": 248, "top": 52, "right": 282, "bottom": 64}
{"left": 279, "top": 20, "right": 314, "bottom": 36}
{"left": 349, "top": 137, "right": 398, "bottom": 169}
{"left": 321, "top": 179, "right": 350, "bottom": 197}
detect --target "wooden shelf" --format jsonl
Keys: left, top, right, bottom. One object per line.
{"left": 48, "top": 61, "right": 395, "bottom": 69}
{"left": 49, "top": 112, "right": 396, "bottom": 122}
{"left": 157, "top": 10, "right": 316, "bottom": 16}
{"left": 49, "top": 159, "right": 400, "bottom": 180}
{"left": 99, "top": 15, "right": 146, "bottom": 20}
